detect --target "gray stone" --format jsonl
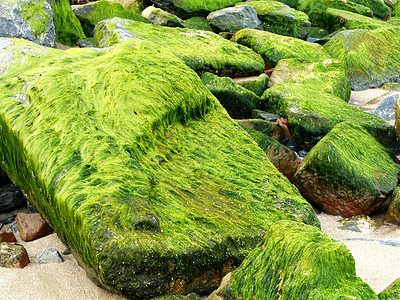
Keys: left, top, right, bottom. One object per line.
{"left": 369, "top": 92, "right": 400, "bottom": 123}
{"left": 142, "top": 6, "right": 186, "bottom": 28}
{"left": 0, "top": 184, "right": 26, "bottom": 213}
{"left": 37, "top": 248, "right": 64, "bottom": 264}
{"left": 207, "top": 5, "right": 263, "bottom": 33}
{"left": 339, "top": 215, "right": 377, "bottom": 233}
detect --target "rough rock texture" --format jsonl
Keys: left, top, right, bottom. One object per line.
{"left": 236, "top": 119, "right": 288, "bottom": 143}
{"left": 262, "top": 82, "right": 397, "bottom": 150}
{"left": 379, "top": 278, "right": 400, "bottom": 299}
{"left": 213, "top": 220, "right": 377, "bottom": 299}
{"left": 16, "top": 213, "right": 53, "bottom": 242}
{"left": 233, "top": 28, "right": 331, "bottom": 68}
{"left": 294, "top": 122, "right": 400, "bottom": 217}
{"left": 37, "top": 248, "right": 64, "bottom": 264}
{"left": 72, "top": 1, "right": 148, "bottom": 37}
{"left": 324, "top": 27, "right": 400, "bottom": 91}
{"left": 0, "top": 38, "right": 318, "bottom": 299}
{"left": 384, "top": 187, "right": 400, "bottom": 225}
{"left": 349, "top": 0, "right": 391, "bottom": 19}
{"left": 207, "top": 5, "right": 263, "bottom": 33}
{"left": 234, "top": 74, "right": 269, "bottom": 97}
{"left": 0, "top": 242, "right": 29, "bottom": 268}
{"left": 94, "top": 18, "right": 265, "bottom": 77}
{"left": 369, "top": 92, "right": 400, "bottom": 123}
{"left": 201, "top": 72, "right": 261, "bottom": 119}
{"left": 269, "top": 58, "right": 351, "bottom": 101}
{"left": 184, "top": 17, "right": 211, "bottom": 30}
{"left": 236, "top": 0, "right": 311, "bottom": 39}
{"left": 0, "top": 0, "right": 55, "bottom": 47}
{"left": 141, "top": 6, "right": 186, "bottom": 28}
{"left": 0, "top": 184, "right": 26, "bottom": 212}
{"left": 0, "top": 231, "right": 17, "bottom": 243}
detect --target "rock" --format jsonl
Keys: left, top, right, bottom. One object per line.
{"left": 72, "top": 1, "right": 148, "bottom": 37}
{"left": 184, "top": 17, "right": 211, "bottom": 31}
{"left": 369, "top": 92, "right": 400, "bottom": 124}
{"left": 0, "top": 168, "right": 11, "bottom": 184}
{"left": 207, "top": 5, "right": 263, "bottom": 33}
{"left": 0, "top": 184, "right": 26, "bottom": 213}
{"left": 16, "top": 213, "right": 53, "bottom": 242}
{"left": 233, "top": 28, "right": 331, "bottom": 68}
{"left": 78, "top": 39, "right": 95, "bottom": 47}
{"left": 384, "top": 187, "right": 400, "bottom": 225}
{"left": 395, "top": 0, "right": 400, "bottom": 17}
{"left": 236, "top": 119, "right": 287, "bottom": 142}
{"left": 349, "top": 0, "right": 391, "bottom": 19}
{"left": 307, "top": 26, "right": 329, "bottom": 40}
{"left": 37, "top": 248, "right": 64, "bottom": 264}
{"left": 378, "top": 277, "right": 400, "bottom": 299}
{"left": 207, "top": 272, "right": 233, "bottom": 300}
{"left": 324, "top": 27, "right": 400, "bottom": 91}
{"left": 0, "top": 231, "right": 17, "bottom": 242}
{"left": 338, "top": 215, "right": 377, "bottom": 233}
{"left": 201, "top": 72, "right": 261, "bottom": 119}
{"left": 50, "top": 0, "right": 86, "bottom": 46}
{"left": 62, "top": 248, "right": 71, "bottom": 255}
{"left": 0, "top": 0, "right": 55, "bottom": 47}
{"left": 153, "top": 293, "right": 201, "bottom": 300}
{"left": 396, "top": 97, "right": 400, "bottom": 142}
{"left": 0, "top": 242, "right": 29, "bottom": 268}
{"left": 0, "top": 37, "right": 318, "bottom": 298}
{"left": 262, "top": 82, "right": 397, "bottom": 150}
{"left": 236, "top": 0, "right": 311, "bottom": 39}
{"left": 214, "top": 220, "right": 377, "bottom": 299}
{"left": 294, "top": 122, "right": 400, "bottom": 217}
{"left": 268, "top": 58, "right": 351, "bottom": 101}
{"left": 382, "top": 82, "right": 400, "bottom": 91}
{"left": 233, "top": 74, "right": 269, "bottom": 97}
{"left": 141, "top": 6, "right": 186, "bottom": 28}
{"left": 252, "top": 109, "right": 282, "bottom": 122}
{"left": 94, "top": 18, "right": 265, "bottom": 77}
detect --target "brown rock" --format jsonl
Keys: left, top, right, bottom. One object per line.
{"left": 0, "top": 231, "right": 16, "bottom": 242}
{"left": 16, "top": 213, "right": 53, "bottom": 242}
{"left": 0, "top": 242, "right": 29, "bottom": 268}
{"left": 384, "top": 187, "right": 400, "bottom": 225}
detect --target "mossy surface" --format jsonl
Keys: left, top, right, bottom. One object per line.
{"left": 184, "top": 17, "right": 211, "bottom": 31}
{"left": 350, "top": 0, "right": 391, "bottom": 19}
{"left": 379, "top": 278, "right": 400, "bottom": 299}
{"left": 0, "top": 38, "right": 319, "bottom": 299}
{"left": 19, "top": 0, "right": 51, "bottom": 42}
{"left": 228, "top": 220, "right": 377, "bottom": 299}
{"left": 236, "top": 0, "right": 311, "bottom": 39}
{"left": 94, "top": 18, "right": 265, "bottom": 77}
{"left": 142, "top": 6, "right": 186, "bottom": 28}
{"left": 387, "top": 16, "right": 400, "bottom": 26}
{"left": 233, "top": 28, "right": 331, "bottom": 68}
{"left": 294, "top": 122, "right": 400, "bottom": 216}
{"left": 269, "top": 57, "right": 351, "bottom": 101}
{"left": 307, "top": 26, "right": 329, "bottom": 39}
{"left": 201, "top": 72, "right": 261, "bottom": 119}
{"left": 52, "top": 0, "right": 86, "bottom": 46}
{"left": 394, "top": 0, "right": 400, "bottom": 17}
{"left": 324, "top": 27, "right": 400, "bottom": 91}
{"left": 384, "top": 187, "right": 400, "bottom": 225}
{"left": 234, "top": 75, "right": 269, "bottom": 97}
{"left": 261, "top": 82, "right": 396, "bottom": 150}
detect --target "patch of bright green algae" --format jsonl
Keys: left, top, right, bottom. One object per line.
{"left": 324, "top": 27, "right": 400, "bottom": 91}
{"left": 233, "top": 28, "right": 331, "bottom": 68}
{"left": 184, "top": 17, "right": 211, "bottom": 30}
{"left": 0, "top": 38, "right": 318, "bottom": 298}
{"left": 350, "top": 0, "right": 391, "bottom": 19}
{"left": 379, "top": 278, "right": 400, "bottom": 299}
{"left": 227, "top": 220, "right": 377, "bottom": 299}
{"left": 18, "top": 0, "right": 50, "bottom": 42}
{"left": 394, "top": 0, "right": 400, "bottom": 17}
{"left": 94, "top": 18, "right": 265, "bottom": 77}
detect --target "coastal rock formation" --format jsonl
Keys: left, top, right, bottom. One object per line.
{"left": 142, "top": 6, "right": 186, "bottom": 28}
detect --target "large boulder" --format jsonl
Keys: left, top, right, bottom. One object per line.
{"left": 0, "top": 37, "right": 318, "bottom": 299}
{"left": 236, "top": 0, "right": 311, "bottom": 39}
{"left": 294, "top": 122, "right": 400, "bottom": 217}
{"left": 324, "top": 27, "right": 400, "bottom": 91}
{"left": 94, "top": 18, "right": 265, "bottom": 77}
{"left": 141, "top": 6, "right": 186, "bottom": 28}
{"left": 0, "top": 0, "right": 55, "bottom": 47}
{"left": 233, "top": 28, "right": 331, "bottom": 68}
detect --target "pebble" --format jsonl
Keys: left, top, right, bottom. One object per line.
{"left": 37, "top": 248, "right": 64, "bottom": 264}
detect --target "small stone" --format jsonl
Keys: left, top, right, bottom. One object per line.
{"left": 37, "top": 248, "right": 64, "bottom": 264}
{"left": 0, "top": 242, "right": 29, "bottom": 268}
{"left": 338, "top": 215, "right": 377, "bottom": 233}
{"left": 78, "top": 40, "right": 95, "bottom": 48}
{"left": 0, "top": 184, "right": 26, "bottom": 213}
{"left": 16, "top": 212, "right": 53, "bottom": 242}
{"left": 62, "top": 248, "right": 71, "bottom": 255}
{"left": 0, "top": 231, "right": 16, "bottom": 242}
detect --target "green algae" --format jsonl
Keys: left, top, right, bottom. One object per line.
{"left": 233, "top": 28, "right": 331, "bottom": 68}
{"left": 350, "top": 0, "right": 391, "bottom": 19}
{"left": 94, "top": 18, "right": 265, "bottom": 77}
{"left": 384, "top": 187, "right": 400, "bottom": 225}
{"left": 18, "top": 0, "right": 50, "bottom": 42}
{"left": 324, "top": 27, "right": 400, "bottom": 91}
{"left": 228, "top": 220, "right": 377, "bottom": 299}
{"left": 307, "top": 26, "right": 329, "bottom": 39}
{"left": 142, "top": 6, "right": 186, "bottom": 28}
{"left": 236, "top": 119, "right": 280, "bottom": 138}
{"left": 261, "top": 82, "right": 396, "bottom": 150}
{"left": 394, "top": 0, "right": 400, "bottom": 17}
{"left": 184, "top": 17, "right": 211, "bottom": 30}
{"left": 234, "top": 75, "right": 269, "bottom": 97}
{"left": 379, "top": 278, "right": 400, "bottom": 299}
{"left": 0, "top": 38, "right": 319, "bottom": 298}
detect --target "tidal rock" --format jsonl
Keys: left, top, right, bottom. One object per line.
{"left": 378, "top": 278, "right": 400, "bottom": 299}
{"left": 349, "top": 0, "right": 391, "bottom": 19}
{"left": 0, "top": 38, "right": 318, "bottom": 298}
{"left": 236, "top": 0, "right": 311, "bottom": 39}
{"left": 236, "top": 119, "right": 287, "bottom": 143}
{"left": 395, "top": 0, "right": 400, "bottom": 16}
{"left": 16, "top": 213, "right": 53, "bottom": 242}
{"left": 0, "top": 231, "right": 17, "bottom": 243}
{"left": 234, "top": 74, "right": 269, "bottom": 97}
{"left": 142, "top": 6, "right": 186, "bottom": 28}
{"left": 201, "top": 72, "right": 261, "bottom": 119}
{"left": 214, "top": 220, "right": 377, "bottom": 299}
{"left": 324, "top": 27, "right": 400, "bottom": 91}
{"left": 0, "top": 184, "right": 26, "bottom": 213}
{"left": 184, "top": 17, "right": 211, "bottom": 31}
{"left": 307, "top": 27, "right": 329, "bottom": 40}
{"left": 252, "top": 109, "right": 281, "bottom": 122}
{"left": 207, "top": 5, "right": 263, "bottom": 33}
{"left": 369, "top": 92, "right": 400, "bottom": 124}
{"left": 338, "top": 215, "right": 377, "bottom": 233}
{"left": 94, "top": 18, "right": 265, "bottom": 77}
{"left": 384, "top": 187, "right": 400, "bottom": 225}
{"left": 0, "top": 0, "right": 55, "bottom": 47}
{"left": 0, "top": 242, "right": 29, "bottom": 268}
{"left": 233, "top": 28, "right": 331, "bottom": 68}
{"left": 37, "top": 248, "right": 64, "bottom": 264}
{"left": 72, "top": 1, "right": 148, "bottom": 37}
{"left": 294, "top": 122, "right": 400, "bottom": 217}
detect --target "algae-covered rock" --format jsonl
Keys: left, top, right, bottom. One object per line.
{"left": 233, "top": 28, "right": 331, "bottom": 68}
{"left": 94, "top": 18, "right": 265, "bottom": 77}
{"left": 269, "top": 58, "right": 351, "bottom": 101}
{"left": 339, "top": 215, "right": 377, "bottom": 233}
{"left": 307, "top": 27, "right": 329, "bottom": 40}
{"left": 0, "top": 37, "right": 318, "bottom": 298}
{"left": 0, "top": 0, "right": 55, "bottom": 47}
{"left": 395, "top": 0, "right": 400, "bottom": 17}
{"left": 324, "top": 27, "right": 400, "bottom": 91}
{"left": 262, "top": 82, "right": 397, "bottom": 150}
{"left": 236, "top": 0, "right": 311, "bottom": 39}
{"left": 236, "top": 119, "right": 286, "bottom": 142}
{"left": 72, "top": 1, "right": 148, "bottom": 37}
{"left": 384, "top": 187, "right": 400, "bottom": 225}
{"left": 207, "top": 5, "right": 263, "bottom": 33}
{"left": 215, "top": 220, "right": 377, "bottom": 299}
{"left": 234, "top": 74, "right": 269, "bottom": 97}
{"left": 379, "top": 278, "right": 400, "bottom": 299}
{"left": 294, "top": 122, "right": 400, "bottom": 217}
{"left": 184, "top": 16, "right": 211, "bottom": 30}
{"left": 349, "top": 0, "right": 391, "bottom": 19}
{"left": 142, "top": 6, "right": 186, "bottom": 28}
{"left": 201, "top": 72, "right": 261, "bottom": 119}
